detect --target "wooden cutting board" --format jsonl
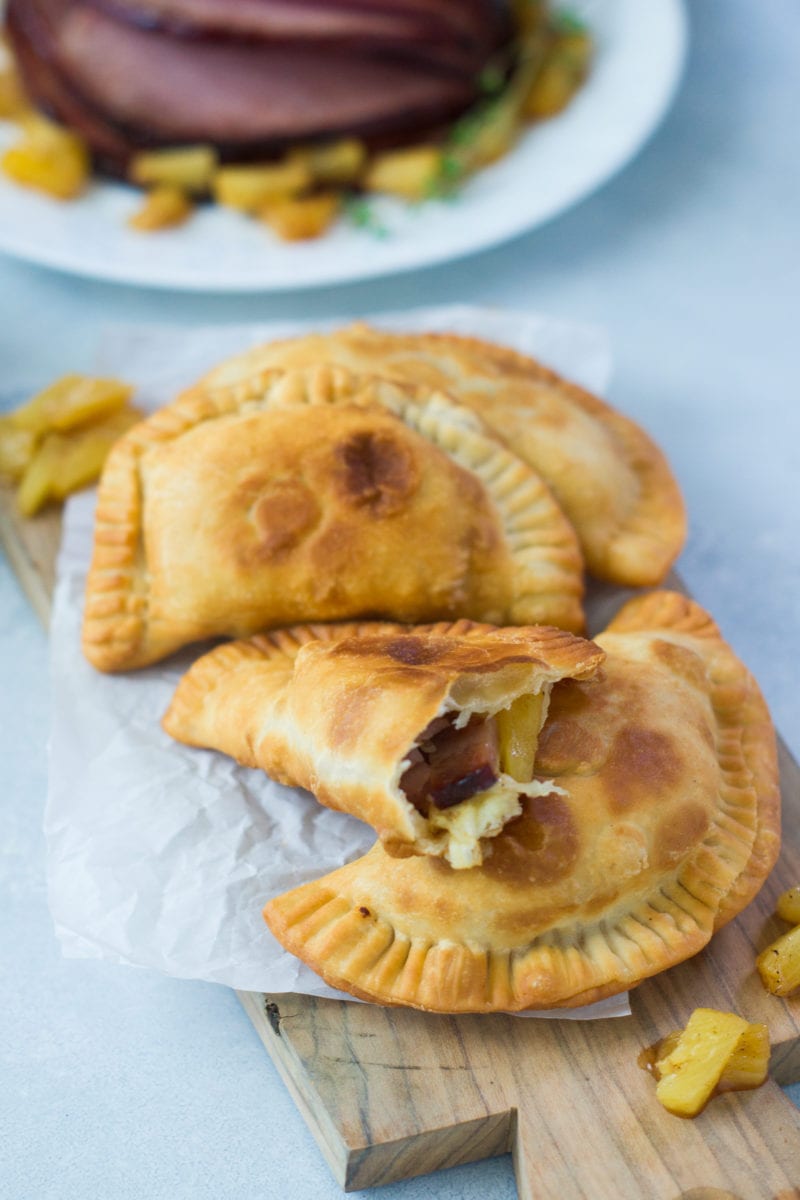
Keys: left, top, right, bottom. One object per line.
{"left": 3, "top": 483, "right": 800, "bottom": 1200}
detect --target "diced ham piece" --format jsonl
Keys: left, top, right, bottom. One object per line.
{"left": 401, "top": 716, "right": 500, "bottom": 814}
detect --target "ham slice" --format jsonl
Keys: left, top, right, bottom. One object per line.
{"left": 88, "top": 0, "right": 510, "bottom": 73}
{"left": 6, "top": 0, "right": 513, "bottom": 169}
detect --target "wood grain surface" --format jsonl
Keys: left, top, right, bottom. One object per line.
{"left": 3, "top": 481, "right": 799, "bottom": 1200}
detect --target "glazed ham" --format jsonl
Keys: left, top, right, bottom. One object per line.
{"left": 6, "top": 0, "right": 514, "bottom": 171}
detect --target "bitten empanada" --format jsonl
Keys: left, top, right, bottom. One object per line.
{"left": 192, "top": 325, "right": 686, "bottom": 586}
{"left": 163, "top": 620, "right": 605, "bottom": 868}
{"left": 263, "top": 592, "right": 780, "bottom": 1011}
{"left": 83, "top": 365, "right": 584, "bottom": 672}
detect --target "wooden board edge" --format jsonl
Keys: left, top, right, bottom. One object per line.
{"left": 237, "top": 989, "right": 514, "bottom": 1192}
{"left": 237, "top": 989, "right": 354, "bottom": 1188}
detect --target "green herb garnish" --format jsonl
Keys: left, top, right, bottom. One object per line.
{"left": 343, "top": 195, "right": 390, "bottom": 239}
{"left": 477, "top": 63, "right": 506, "bottom": 96}
{"left": 552, "top": 8, "right": 587, "bottom": 35}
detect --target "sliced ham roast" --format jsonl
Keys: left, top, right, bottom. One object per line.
{"left": 6, "top": 0, "right": 514, "bottom": 171}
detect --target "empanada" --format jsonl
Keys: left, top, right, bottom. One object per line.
{"left": 191, "top": 324, "right": 686, "bottom": 586}
{"left": 163, "top": 620, "right": 605, "bottom": 868}
{"left": 263, "top": 592, "right": 780, "bottom": 1011}
{"left": 82, "top": 365, "right": 584, "bottom": 671}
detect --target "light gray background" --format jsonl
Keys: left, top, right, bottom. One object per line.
{"left": 1, "top": 2, "right": 798, "bottom": 1197}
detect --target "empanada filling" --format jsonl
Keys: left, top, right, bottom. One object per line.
{"left": 400, "top": 715, "right": 501, "bottom": 815}
{"left": 399, "top": 693, "right": 550, "bottom": 867}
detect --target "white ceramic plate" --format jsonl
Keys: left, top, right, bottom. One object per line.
{"left": 0, "top": 0, "right": 686, "bottom": 292}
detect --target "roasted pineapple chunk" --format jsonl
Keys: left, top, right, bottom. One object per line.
{"left": 364, "top": 146, "right": 443, "bottom": 201}
{"left": 129, "top": 145, "right": 217, "bottom": 193}
{"left": 653, "top": 1009, "right": 769, "bottom": 1117}
{"left": 16, "top": 406, "right": 141, "bottom": 517}
{"left": 496, "top": 693, "right": 545, "bottom": 782}
{"left": 2, "top": 374, "right": 137, "bottom": 514}
{"left": 776, "top": 886, "right": 800, "bottom": 924}
{"left": 16, "top": 434, "right": 60, "bottom": 517}
{"left": 128, "top": 186, "right": 194, "bottom": 232}
{"left": 757, "top": 925, "right": 800, "bottom": 996}
{"left": 524, "top": 30, "right": 593, "bottom": 120}
{"left": 0, "top": 65, "right": 27, "bottom": 120}
{"left": 717, "top": 1022, "right": 771, "bottom": 1092}
{"left": 2, "top": 114, "right": 90, "bottom": 199}
{"left": 305, "top": 139, "right": 366, "bottom": 185}
{"left": 452, "top": 95, "right": 523, "bottom": 173}
{"left": 0, "top": 419, "right": 37, "bottom": 481}
{"left": 213, "top": 155, "right": 312, "bottom": 211}
{"left": 260, "top": 192, "right": 341, "bottom": 241}
{"left": 10, "top": 375, "right": 132, "bottom": 436}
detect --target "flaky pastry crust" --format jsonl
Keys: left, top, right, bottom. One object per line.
{"left": 163, "top": 619, "right": 605, "bottom": 866}
{"left": 263, "top": 592, "right": 780, "bottom": 1012}
{"left": 82, "top": 365, "right": 584, "bottom": 671}
{"left": 191, "top": 324, "right": 687, "bottom": 586}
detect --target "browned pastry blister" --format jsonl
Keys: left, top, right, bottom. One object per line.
{"left": 163, "top": 619, "right": 606, "bottom": 868}
{"left": 82, "top": 365, "right": 585, "bottom": 672}
{"left": 192, "top": 324, "right": 687, "bottom": 586}
{"left": 263, "top": 592, "right": 780, "bottom": 1012}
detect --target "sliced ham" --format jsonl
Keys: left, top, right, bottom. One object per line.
{"left": 6, "top": 0, "right": 514, "bottom": 170}
{"left": 87, "top": 0, "right": 511, "bottom": 73}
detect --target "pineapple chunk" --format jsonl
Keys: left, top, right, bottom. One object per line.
{"left": 524, "top": 31, "right": 593, "bottom": 120}
{"left": 654, "top": 1009, "right": 768, "bottom": 1117}
{"left": 16, "top": 434, "right": 60, "bottom": 517}
{"left": 0, "top": 419, "right": 37, "bottom": 480}
{"left": 10, "top": 375, "right": 132, "bottom": 436}
{"left": 457, "top": 97, "right": 522, "bottom": 172}
{"left": 128, "top": 185, "right": 193, "bottom": 232}
{"left": 213, "top": 156, "right": 312, "bottom": 212}
{"left": 2, "top": 115, "right": 90, "bottom": 199}
{"left": 0, "top": 66, "right": 27, "bottom": 120}
{"left": 717, "top": 1022, "right": 770, "bottom": 1092}
{"left": 304, "top": 139, "right": 366, "bottom": 185}
{"left": 260, "top": 192, "right": 340, "bottom": 241}
{"left": 757, "top": 925, "right": 800, "bottom": 996}
{"left": 496, "top": 693, "right": 545, "bottom": 782}
{"left": 776, "top": 886, "right": 800, "bottom": 924}
{"left": 16, "top": 406, "right": 141, "bottom": 516}
{"left": 129, "top": 145, "right": 217, "bottom": 193}
{"left": 364, "top": 146, "right": 443, "bottom": 201}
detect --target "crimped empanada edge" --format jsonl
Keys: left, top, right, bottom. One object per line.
{"left": 409, "top": 331, "right": 688, "bottom": 586}
{"left": 263, "top": 592, "right": 780, "bottom": 1012}
{"left": 163, "top": 618, "right": 604, "bottom": 747}
{"left": 83, "top": 365, "right": 587, "bottom": 671}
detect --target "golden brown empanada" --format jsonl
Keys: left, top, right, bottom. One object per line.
{"left": 191, "top": 325, "right": 686, "bottom": 586}
{"left": 263, "top": 592, "right": 780, "bottom": 1011}
{"left": 83, "top": 365, "right": 585, "bottom": 672}
{"left": 163, "top": 619, "right": 605, "bottom": 868}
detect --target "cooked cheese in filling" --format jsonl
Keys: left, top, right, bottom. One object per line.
{"left": 426, "top": 776, "right": 561, "bottom": 869}
{"left": 399, "top": 690, "right": 554, "bottom": 868}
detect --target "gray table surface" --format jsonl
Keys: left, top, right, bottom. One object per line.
{"left": 1, "top": 2, "right": 798, "bottom": 1197}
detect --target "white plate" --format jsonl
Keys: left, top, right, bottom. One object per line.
{"left": 0, "top": 0, "right": 686, "bottom": 292}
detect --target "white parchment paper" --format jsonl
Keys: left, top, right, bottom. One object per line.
{"left": 46, "top": 305, "right": 631, "bottom": 1018}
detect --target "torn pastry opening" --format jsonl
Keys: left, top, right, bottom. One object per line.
{"left": 397, "top": 688, "right": 562, "bottom": 870}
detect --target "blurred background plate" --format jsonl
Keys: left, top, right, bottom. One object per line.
{"left": 0, "top": 0, "right": 686, "bottom": 292}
